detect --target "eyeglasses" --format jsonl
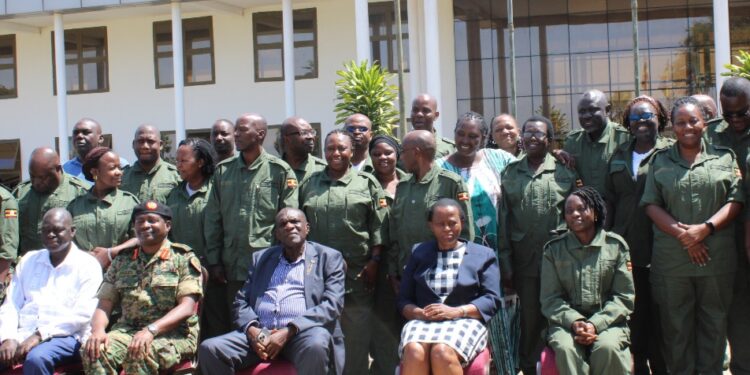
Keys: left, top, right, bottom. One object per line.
{"left": 722, "top": 108, "right": 750, "bottom": 120}
{"left": 522, "top": 131, "right": 547, "bottom": 139}
{"left": 628, "top": 112, "right": 656, "bottom": 122}
{"left": 345, "top": 125, "right": 370, "bottom": 133}
{"left": 285, "top": 130, "right": 317, "bottom": 137}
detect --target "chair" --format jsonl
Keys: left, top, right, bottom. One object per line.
{"left": 2, "top": 362, "right": 83, "bottom": 375}
{"left": 235, "top": 359, "right": 298, "bottom": 375}
{"left": 536, "top": 346, "right": 559, "bottom": 375}
{"left": 395, "top": 347, "right": 492, "bottom": 375}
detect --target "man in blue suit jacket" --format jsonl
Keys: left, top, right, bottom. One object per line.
{"left": 199, "top": 208, "right": 345, "bottom": 375}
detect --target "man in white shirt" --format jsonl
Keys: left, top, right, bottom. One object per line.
{"left": 0, "top": 208, "right": 102, "bottom": 375}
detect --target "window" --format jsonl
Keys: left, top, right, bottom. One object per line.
{"left": 0, "top": 139, "right": 21, "bottom": 188}
{"left": 369, "top": 1, "right": 410, "bottom": 72}
{"left": 52, "top": 27, "right": 108, "bottom": 94}
{"left": 0, "top": 35, "right": 17, "bottom": 99}
{"left": 253, "top": 8, "right": 318, "bottom": 81}
{"left": 153, "top": 16, "right": 215, "bottom": 88}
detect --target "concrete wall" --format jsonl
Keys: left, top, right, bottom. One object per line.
{"left": 0, "top": 0, "right": 464, "bottom": 179}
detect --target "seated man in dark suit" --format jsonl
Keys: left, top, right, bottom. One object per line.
{"left": 198, "top": 208, "right": 345, "bottom": 375}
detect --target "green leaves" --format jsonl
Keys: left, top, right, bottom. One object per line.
{"left": 334, "top": 60, "right": 400, "bottom": 136}
{"left": 724, "top": 50, "right": 750, "bottom": 79}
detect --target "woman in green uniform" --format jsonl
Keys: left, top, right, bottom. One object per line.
{"left": 642, "top": 96, "right": 744, "bottom": 374}
{"left": 605, "top": 95, "right": 671, "bottom": 374}
{"left": 67, "top": 147, "right": 139, "bottom": 268}
{"left": 498, "top": 115, "right": 579, "bottom": 375}
{"left": 367, "top": 135, "right": 407, "bottom": 375}
{"left": 299, "top": 130, "right": 387, "bottom": 375}
{"left": 166, "top": 137, "right": 220, "bottom": 339}
{"left": 540, "top": 187, "right": 634, "bottom": 375}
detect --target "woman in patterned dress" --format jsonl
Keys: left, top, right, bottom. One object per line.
{"left": 398, "top": 198, "right": 502, "bottom": 374}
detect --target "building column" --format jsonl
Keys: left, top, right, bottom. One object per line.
{"left": 354, "top": 0, "right": 370, "bottom": 63}
{"left": 53, "top": 12, "right": 69, "bottom": 163}
{"left": 407, "top": 0, "right": 421, "bottom": 101}
{"left": 282, "top": 0, "right": 296, "bottom": 117}
{"left": 714, "top": 0, "right": 730, "bottom": 105}
{"left": 171, "top": 0, "right": 186, "bottom": 143}
{"left": 423, "top": 0, "right": 441, "bottom": 130}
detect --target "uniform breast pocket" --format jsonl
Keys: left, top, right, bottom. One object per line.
{"left": 345, "top": 191, "right": 371, "bottom": 226}
{"left": 554, "top": 260, "right": 576, "bottom": 296}
{"left": 257, "top": 181, "right": 280, "bottom": 218}
{"left": 599, "top": 258, "right": 618, "bottom": 288}
{"left": 150, "top": 271, "right": 179, "bottom": 306}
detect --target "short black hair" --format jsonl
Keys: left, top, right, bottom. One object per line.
{"left": 428, "top": 198, "right": 467, "bottom": 223}
{"left": 720, "top": 76, "right": 750, "bottom": 98}
{"left": 522, "top": 115, "right": 555, "bottom": 140}
{"left": 567, "top": 186, "right": 606, "bottom": 229}
{"left": 178, "top": 137, "right": 218, "bottom": 178}
{"left": 454, "top": 111, "right": 489, "bottom": 138}
{"left": 671, "top": 96, "right": 707, "bottom": 124}
{"left": 324, "top": 129, "right": 354, "bottom": 146}
{"left": 82, "top": 147, "right": 114, "bottom": 182}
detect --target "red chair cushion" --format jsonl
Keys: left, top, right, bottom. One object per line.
{"left": 3, "top": 361, "right": 83, "bottom": 375}
{"left": 236, "top": 359, "right": 298, "bottom": 375}
{"left": 539, "top": 346, "right": 559, "bottom": 375}
{"left": 464, "top": 348, "right": 490, "bottom": 375}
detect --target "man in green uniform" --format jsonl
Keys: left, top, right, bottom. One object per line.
{"left": 14, "top": 147, "right": 87, "bottom": 255}
{"left": 388, "top": 130, "right": 473, "bottom": 282}
{"left": 498, "top": 116, "right": 579, "bottom": 375}
{"left": 410, "top": 94, "right": 456, "bottom": 159}
{"left": 561, "top": 90, "right": 630, "bottom": 198}
{"left": 540, "top": 228, "right": 635, "bottom": 375}
{"left": 0, "top": 185, "right": 18, "bottom": 305}
{"left": 82, "top": 200, "right": 203, "bottom": 374}
{"left": 704, "top": 77, "right": 750, "bottom": 375}
{"left": 279, "top": 116, "right": 326, "bottom": 184}
{"left": 344, "top": 114, "right": 375, "bottom": 173}
{"left": 121, "top": 124, "right": 180, "bottom": 203}
{"left": 211, "top": 119, "right": 236, "bottom": 163}
{"left": 204, "top": 113, "right": 298, "bottom": 314}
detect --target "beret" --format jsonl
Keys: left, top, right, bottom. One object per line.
{"left": 131, "top": 200, "right": 172, "bottom": 222}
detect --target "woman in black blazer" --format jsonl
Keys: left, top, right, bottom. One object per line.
{"left": 397, "top": 198, "right": 502, "bottom": 375}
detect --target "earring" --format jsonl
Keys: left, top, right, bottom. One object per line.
{"left": 93, "top": 175, "right": 97, "bottom": 181}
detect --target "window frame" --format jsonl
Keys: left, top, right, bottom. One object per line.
{"left": 153, "top": 16, "right": 216, "bottom": 89}
{"left": 369, "top": 0, "right": 410, "bottom": 73}
{"left": 0, "top": 34, "right": 17, "bottom": 99}
{"left": 252, "top": 8, "right": 319, "bottom": 82}
{"left": 51, "top": 26, "right": 109, "bottom": 95}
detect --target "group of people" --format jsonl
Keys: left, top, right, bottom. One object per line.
{"left": 0, "top": 81, "right": 747, "bottom": 375}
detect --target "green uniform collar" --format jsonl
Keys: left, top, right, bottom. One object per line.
{"left": 588, "top": 121, "right": 619, "bottom": 144}
{"left": 176, "top": 180, "right": 210, "bottom": 198}
{"left": 320, "top": 166, "right": 356, "bottom": 185}
{"left": 712, "top": 118, "right": 750, "bottom": 138}
{"left": 131, "top": 158, "right": 166, "bottom": 176}
{"left": 517, "top": 153, "right": 557, "bottom": 176}
{"left": 664, "top": 139, "right": 718, "bottom": 168}
{"left": 413, "top": 164, "right": 441, "bottom": 184}
{"left": 239, "top": 149, "right": 270, "bottom": 171}
{"left": 564, "top": 228, "right": 607, "bottom": 250}
{"left": 85, "top": 188, "right": 120, "bottom": 205}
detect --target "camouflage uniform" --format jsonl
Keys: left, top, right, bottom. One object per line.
{"left": 83, "top": 241, "right": 203, "bottom": 375}
{"left": 0, "top": 186, "right": 18, "bottom": 304}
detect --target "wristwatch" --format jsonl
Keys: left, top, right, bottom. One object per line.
{"left": 704, "top": 221, "right": 716, "bottom": 235}
{"left": 146, "top": 324, "right": 159, "bottom": 336}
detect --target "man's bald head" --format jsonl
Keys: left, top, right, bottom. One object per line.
{"left": 720, "top": 77, "right": 750, "bottom": 99}
{"left": 411, "top": 94, "right": 440, "bottom": 131}
{"left": 577, "top": 90, "right": 611, "bottom": 135}
{"left": 134, "top": 124, "right": 160, "bottom": 138}
{"left": 691, "top": 94, "right": 718, "bottom": 120}
{"left": 29, "top": 147, "right": 62, "bottom": 193}
{"left": 720, "top": 77, "right": 750, "bottom": 133}
{"left": 279, "top": 116, "right": 315, "bottom": 156}
{"left": 41, "top": 208, "right": 75, "bottom": 254}
{"left": 235, "top": 113, "right": 268, "bottom": 152}
{"left": 403, "top": 130, "right": 436, "bottom": 159}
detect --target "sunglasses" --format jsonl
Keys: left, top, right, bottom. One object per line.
{"left": 345, "top": 126, "right": 370, "bottom": 133}
{"left": 628, "top": 112, "right": 656, "bottom": 122}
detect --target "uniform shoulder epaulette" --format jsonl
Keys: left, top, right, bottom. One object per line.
{"left": 268, "top": 154, "right": 294, "bottom": 170}
{"left": 171, "top": 242, "right": 193, "bottom": 253}
{"left": 163, "top": 161, "right": 178, "bottom": 171}
{"left": 12, "top": 180, "right": 31, "bottom": 195}
{"left": 358, "top": 170, "right": 381, "bottom": 185}
{"left": 121, "top": 164, "right": 133, "bottom": 172}
{"left": 706, "top": 117, "right": 723, "bottom": 127}
{"left": 216, "top": 155, "right": 237, "bottom": 167}
{"left": 437, "top": 168, "right": 464, "bottom": 183}
{"left": 120, "top": 189, "right": 140, "bottom": 203}
{"left": 567, "top": 128, "right": 585, "bottom": 137}
{"left": 0, "top": 185, "right": 13, "bottom": 199}
{"left": 543, "top": 231, "right": 568, "bottom": 250}
{"left": 310, "top": 155, "right": 327, "bottom": 166}
{"left": 611, "top": 122, "right": 629, "bottom": 133}
{"left": 67, "top": 175, "right": 90, "bottom": 189}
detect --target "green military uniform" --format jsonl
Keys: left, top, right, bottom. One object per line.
{"left": 498, "top": 153, "right": 579, "bottom": 374}
{"left": 369, "top": 168, "right": 408, "bottom": 375}
{"left": 435, "top": 135, "right": 456, "bottom": 160}
{"left": 83, "top": 241, "right": 203, "bottom": 375}
{"left": 286, "top": 154, "right": 326, "bottom": 185}
{"left": 605, "top": 137, "right": 672, "bottom": 374}
{"left": 540, "top": 230, "right": 635, "bottom": 375}
{"left": 203, "top": 151, "right": 298, "bottom": 311}
{"left": 705, "top": 117, "right": 750, "bottom": 374}
{"left": 120, "top": 158, "right": 180, "bottom": 203}
{"left": 67, "top": 189, "right": 139, "bottom": 251}
{"left": 13, "top": 174, "right": 88, "bottom": 255}
{"left": 388, "top": 165, "right": 473, "bottom": 277}
{"left": 563, "top": 121, "right": 630, "bottom": 198}
{"left": 641, "top": 141, "right": 744, "bottom": 374}
{"left": 353, "top": 156, "right": 375, "bottom": 174}
{"left": 0, "top": 186, "right": 18, "bottom": 304}
{"left": 299, "top": 168, "right": 387, "bottom": 375}
{"left": 166, "top": 180, "right": 226, "bottom": 339}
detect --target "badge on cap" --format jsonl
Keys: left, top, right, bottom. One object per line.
{"left": 457, "top": 192, "right": 469, "bottom": 201}
{"left": 3, "top": 209, "right": 17, "bottom": 219}
{"left": 287, "top": 178, "right": 298, "bottom": 189}
{"left": 146, "top": 201, "right": 158, "bottom": 211}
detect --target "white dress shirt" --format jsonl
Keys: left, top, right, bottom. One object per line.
{"left": 0, "top": 244, "right": 103, "bottom": 343}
